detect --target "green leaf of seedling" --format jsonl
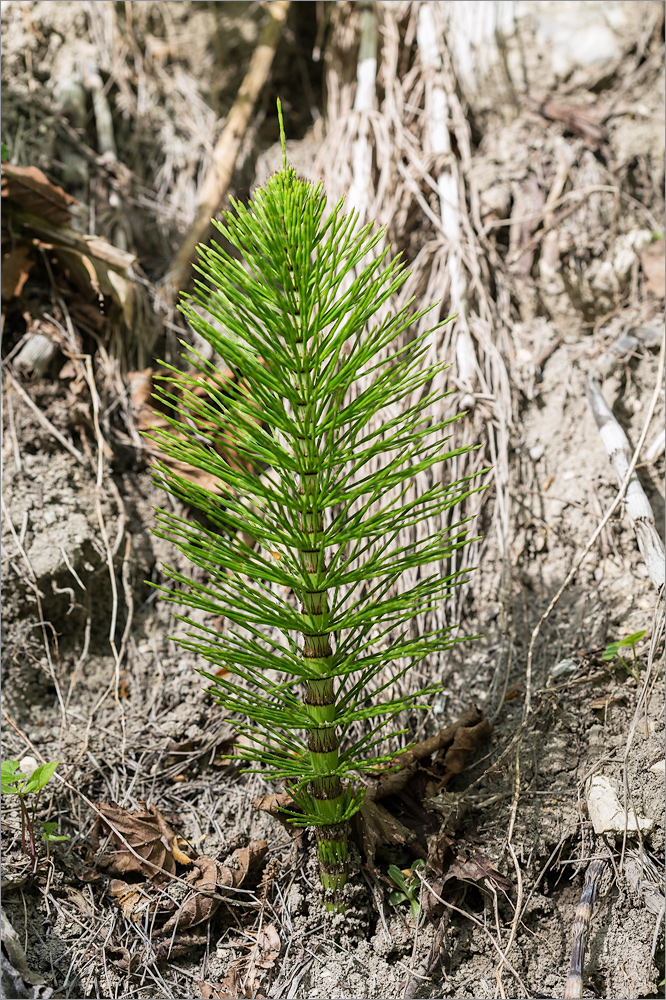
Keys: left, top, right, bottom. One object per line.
{"left": 40, "top": 821, "right": 68, "bottom": 843}
{"left": 409, "top": 898, "right": 421, "bottom": 921}
{"left": 388, "top": 889, "right": 408, "bottom": 907}
{"left": 602, "top": 641, "right": 621, "bottom": 661}
{"left": 618, "top": 630, "right": 647, "bottom": 649}
{"left": 23, "top": 760, "right": 60, "bottom": 795}
{"left": 1, "top": 761, "right": 25, "bottom": 794}
{"left": 1, "top": 142, "right": 9, "bottom": 162}
{"left": 388, "top": 864, "right": 408, "bottom": 893}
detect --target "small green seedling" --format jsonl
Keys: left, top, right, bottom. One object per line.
{"left": 602, "top": 630, "right": 647, "bottom": 682}
{"left": 1, "top": 758, "right": 67, "bottom": 863}
{"left": 387, "top": 859, "right": 425, "bottom": 920}
{"left": 1, "top": 142, "right": 9, "bottom": 162}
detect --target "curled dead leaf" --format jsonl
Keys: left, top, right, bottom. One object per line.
{"left": 1, "top": 163, "right": 76, "bottom": 225}
{"left": 422, "top": 827, "right": 513, "bottom": 920}
{"left": 109, "top": 879, "right": 156, "bottom": 922}
{"left": 218, "top": 840, "right": 268, "bottom": 894}
{"left": 439, "top": 717, "right": 493, "bottom": 782}
{"left": 352, "top": 798, "right": 422, "bottom": 872}
{"left": 155, "top": 841, "right": 267, "bottom": 938}
{"left": 92, "top": 801, "right": 189, "bottom": 879}
{"left": 444, "top": 852, "right": 513, "bottom": 894}
{"left": 253, "top": 792, "right": 306, "bottom": 849}
{"left": 198, "top": 978, "right": 237, "bottom": 1000}
{"left": 157, "top": 855, "right": 222, "bottom": 936}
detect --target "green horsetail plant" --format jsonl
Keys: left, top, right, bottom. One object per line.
{"left": 149, "top": 107, "right": 484, "bottom": 911}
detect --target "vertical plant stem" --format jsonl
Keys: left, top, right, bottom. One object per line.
{"left": 294, "top": 320, "right": 347, "bottom": 909}
{"left": 20, "top": 796, "right": 27, "bottom": 856}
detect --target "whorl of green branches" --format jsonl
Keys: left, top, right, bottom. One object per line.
{"left": 149, "top": 104, "right": 484, "bottom": 905}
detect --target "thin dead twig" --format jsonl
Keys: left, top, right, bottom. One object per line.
{"left": 164, "top": 0, "right": 291, "bottom": 299}
{"left": 417, "top": 871, "right": 528, "bottom": 997}
{"left": 3, "top": 370, "right": 87, "bottom": 466}
{"left": 81, "top": 357, "right": 127, "bottom": 754}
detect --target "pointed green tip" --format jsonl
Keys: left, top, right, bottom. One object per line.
{"left": 277, "top": 97, "right": 286, "bottom": 170}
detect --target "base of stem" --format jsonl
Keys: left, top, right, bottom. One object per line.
{"left": 315, "top": 821, "right": 348, "bottom": 911}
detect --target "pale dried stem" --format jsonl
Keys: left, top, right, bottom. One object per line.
{"left": 164, "top": 1, "right": 291, "bottom": 298}
{"left": 524, "top": 332, "right": 665, "bottom": 715}
{"left": 3, "top": 370, "right": 87, "bottom": 466}
{"left": 586, "top": 333, "right": 665, "bottom": 594}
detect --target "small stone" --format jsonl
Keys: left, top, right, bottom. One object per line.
{"left": 586, "top": 774, "right": 653, "bottom": 835}
{"left": 529, "top": 444, "right": 544, "bottom": 461}
{"left": 550, "top": 657, "right": 578, "bottom": 678}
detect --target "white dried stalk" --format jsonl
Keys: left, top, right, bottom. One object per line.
{"left": 84, "top": 59, "right": 117, "bottom": 158}
{"left": 416, "top": 3, "right": 478, "bottom": 406}
{"left": 442, "top": 0, "right": 516, "bottom": 98}
{"left": 347, "top": 1, "right": 378, "bottom": 222}
{"left": 13, "top": 334, "right": 58, "bottom": 378}
{"left": 645, "top": 430, "right": 665, "bottom": 463}
{"left": 586, "top": 366, "right": 664, "bottom": 594}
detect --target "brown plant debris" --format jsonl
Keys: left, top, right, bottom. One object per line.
{"left": 204, "top": 922, "right": 281, "bottom": 1000}
{"left": 254, "top": 711, "right": 490, "bottom": 867}
{"left": 365, "top": 707, "right": 493, "bottom": 801}
{"left": 352, "top": 797, "right": 423, "bottom": 872}
{"left": 422, "top": 827, "right": 513, "bottom": 921}
{"left": 92, "top": 801, "right": 191, "bottom": 879}
{"left": 198, "top": 981, "right": 237, "bottom": 1000}
{"left": 1, "top": 246, "right": 34, "bottom": 302}
{"left": 105, "top": 839, "right": 268, "bottom": 945}
{"left": 1, "top": 163, "right": 76, "bottom": 225}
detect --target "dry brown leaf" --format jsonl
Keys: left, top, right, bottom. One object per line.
{"left": 198, "top": 980, "right": 236, "bottom": 1000}
{"left": 365, "top": 707, "right": 489, "bottom": 801}
{"left": 218, "top": 840, "right": 268, "bottom": 893}
{"left": 157, "top": 855, "right": 222, "bottom": 936}
{"left": 253, "top": 792, "right": 306, "bottom": 849}
{"left": 156, "top": 841, "right": 267, "bottom": 937}
{"left": 444, "top": 852, "right": 513, "bottom": 894}
{"left": 108, "top": 878, "right": 156, "bottom": 922}
{"left": 423, "top": 827, "right": 512, "bottom": 920}
{"left": 252, "top": 923, "right": 281, "bottom": 968}
{"left": 640, "top": 239, "right": 665, "bottom": 299}
{"left": 352, "top": 798, "right": 422, "bottom": 872}
{"left": 1, "top": 163, "right": 76, "bottom": 224}
{"left": 1, "top": 246, "right": 33, "bottom": 301}
{"left": 252, "top": 791, "right": 296, "bottom": 817}
{"left": 439, "top": 717, "right": 494, "bottom": 783}
{"left": 589, "top": 691, "right": 627, "bottom": 711}
{"left": 92, "top": 801, "right": 186, "bottom": 878}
